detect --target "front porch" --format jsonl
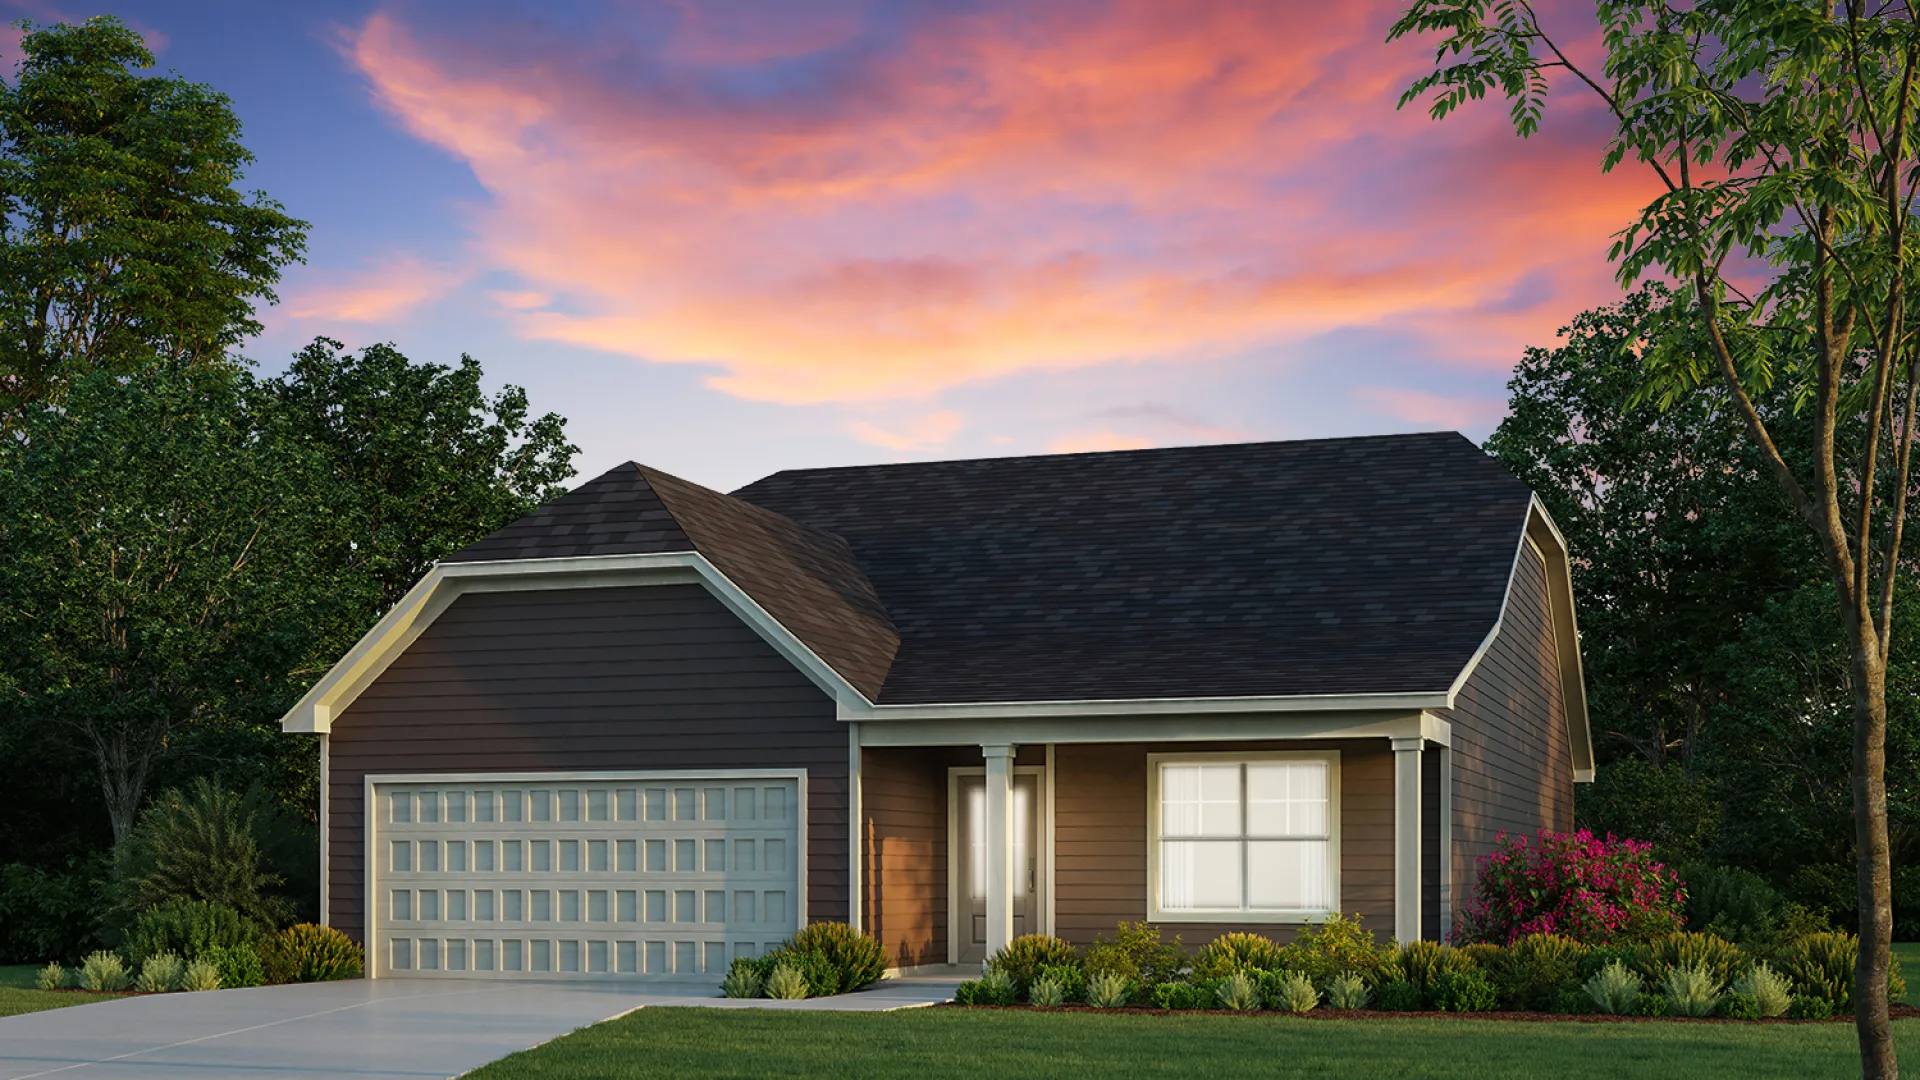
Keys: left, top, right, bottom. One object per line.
{"left": 851, "top": 723, "right": 1454, "bottom": 971}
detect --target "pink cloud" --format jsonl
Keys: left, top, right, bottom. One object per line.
{"left": 283, "top": 253, "right": 465, "bottom": 323}
{"left": 1048, "top": 429, "right": 1158, "bottom": 454}
{"left": 845, "top": 410, "right": 965, "bottom": 452}
{"left": 1354, "top": 386, "right": 1509, "bottom": 430}
{"left": 342, "top": 2, "right": 1657, "bottom": 404}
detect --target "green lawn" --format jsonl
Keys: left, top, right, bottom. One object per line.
{"left": 1897, "top": 943, "right": 1920, "bottom": 1006}
{"left": 0, "top": 964, "right": 128, "bottom": 1017}
{"left": 469, "top": 1008, "right": 1920, "bottom": 1080}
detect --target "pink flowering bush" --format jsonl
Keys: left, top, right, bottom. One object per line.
{"left": 1455, "top": 829, "right": 1685, "bottom": 946}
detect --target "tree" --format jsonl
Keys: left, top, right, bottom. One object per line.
{"left": 0, "top": 16, "right": 307, "bottom": 432}
{"left": 1388, "top": 4, "right": 1919, "bottom": 1070}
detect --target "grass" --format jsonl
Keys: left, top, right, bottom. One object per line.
{"left": 0, "top": 963, "right": 129, "bottom": 1017}
{"left": 1898, "top": 942, "right": 1920, "bottom": 1006}
{"left": 468, "top": 1008, "right": 1920, "bottom": 1080}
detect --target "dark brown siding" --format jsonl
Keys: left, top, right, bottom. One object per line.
{"left": 325, "top": 583, "right": 847, "bottom": 943}
{"left": 1440, "top": 540, "right": 1575, "bottom": 929}
{"left": 1053, "top": 740, "right": 1395, "bottom": 949}
{"left": 860, "top": 747, "right": 947, "bottom": 968}
{"left": 1422, "top": 748, "right": 1442, "bottom": 941}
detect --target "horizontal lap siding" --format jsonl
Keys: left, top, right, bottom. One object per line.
{"left": 860, "top": 748, "right": 947, "bottom": 968}
{"left": 1441, "top": 543, "right": 1575, "bottom": 928}
{"left": 1054, "top": 740, "right": 1394, "bottom": 949}
{"left": 326, "top": 583, "right": 846, "bottom": 944}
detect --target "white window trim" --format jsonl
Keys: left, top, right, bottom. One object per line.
{"left": 1145, "top": 750, "right": 1341, "bottom": 924}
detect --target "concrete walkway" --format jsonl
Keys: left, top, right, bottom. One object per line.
{"left": 0, "top": 976, "right": 962, "bottom": 1080}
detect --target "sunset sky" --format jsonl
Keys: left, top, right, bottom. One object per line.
{"left": 3, "top": 0, "right": 1656, "bottom": 489}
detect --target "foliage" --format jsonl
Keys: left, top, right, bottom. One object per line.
{"left": 1215, "top": 971, "right": 1260, "bottom": 1012}
{"left": 1279, "top": 914, "right": 1393, "bottom": 985}
{"left": 35, "top": 962, "right": 63, "bottom": 991}
{"left": 1633, "top": 933, "right": 1745, "bottom": 990}
{"left": 1190, "top": 932, "right": 1285, "bottom": 980}
{"left": 259, "top": 924, "right": 360, "bottom": 984}
{"left": 985, "top": 934, "right": 1078, "bottom": 997}
{"left": 1149, "top": 980, "right": 1198, "bottom": 1010}
{"left": 1266, "top": 971, "right": 1319, "bottom": 1014}
{"left": 1577, "top": 760, "right": 1725, "bottom": 868}
{"left": 1791, "top": 996, "right": 1838, "bottom": 1021}
{"left": 122, "top": 900, "right": 259, "bottom": 968}
{"left": 1631, "top": 993, "right": 1671, "bottom": 1018}
{"left": 784, "top": 922, "right": 887, "bottom": 995}
{"left": 1429, "top": 971, "right": 1498, "bottom": 1013}
{"left": 1583, "top": 960, "right": 1643, "bottom": 1016}
{"left": 0, "top": 17, "right": 307, "bottom": 430}
{"left": 1777, "top": 932, "right": 1907, "bottom": 1012}
{"left": 1388, "top": 940, "right": 1475, "bottom": 1002}
{"left": 77, "top": 950, "right": 129, "bottom": 992}
{"left": 721, "top": 959, "right": 763, "bottom": 999}
{"left": 1481, "top": 934, "right": 1589, "bottom": 1012}
{"left": 204, "top": 944, "right": 264, "bottom": 989}
{"left": 1373, "top": 980, "right": 1423, "bottom": 1011}
{"left": 0, "top": 858, "right": 108, "bottom": 963}
{"left": 1661, "top": 965, "right": 1724, "bottom": 1018}
{"left": 135, "top": 952, "right": 184, "bottom": 993}
{"left": 1721, "top": 992, "right": 1761, "bottom": 1021}
{"left": 1732, "top": 964, "right": 1794, "bottom": 1020}
{"left": 974, "top": 970, "right": 1019, "bottom": 1007}
{"left": 1325, "top": 971, "right": 1371, "bottom": 1010}
{"left": 179, "top": 958, "right": 221, "bottom": 992}
{"left": 764, "top": 962, "right": 810, "bottom": 1001}
{"left": 1036, "top": 963, "right": 1085, "bottom": 1004}
{"left": 1082, "top": 922, "right": 1182, "bottom": 990}
{"left": 1027, "top": 973, "right": 1066, "bottom": 1008}
{"left": 113, "top": 782, "right": 296, "bottom": 928}
{"left": 1553, "top": 988, "right": 1594, "bottom": 1015}
{"left": 1457, "top": 829, "right": 1684, "bottom": 946}
{"left": 1084, "top": 972, "right": 1131, "bottom": 1009}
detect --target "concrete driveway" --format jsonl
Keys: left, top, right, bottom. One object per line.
{"left": 0, "top": 976, "right": 961, "bottom": 1080}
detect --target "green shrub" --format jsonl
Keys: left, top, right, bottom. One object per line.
{"left": 784, "top": 922, "right": 888, "bottom": 994}
{"left": 1082, "top": 922, "right": 1182, "bottom": 990}
{"left": 1789, "top": 995, "right": 1837, "bottom": 1020}
{"left": 1583, "top": 959, "right": 1642, "bottom": 1015}
{"left": 1191, "top": 932, "right": 1285, "bottom": 980}
{"left": 1720, "top": 992, "right": 1761, "bottom": 1020}
{"left": 1776, "top": 930, "right": 1907, "bottom": 1010}
{"left": 36, "top": 961, "right": 65, "bottom": 990}
{"left": 1661, "top": 963, "right": 1723, "bottom": 1017}
{"left": 1036, "top": 963, "right": 1085, "bottom": 1004}
{"left": 1280, "top": 914, "right": 1392, "bottom": 985}
{"left": 1683, "top": 864, "right": 1778, "bottom": 936}
{"left": 1390, "top": 940, "right": 1475, "bottom": 1000}
{"left": 1731, "top": 962, "right": 1793, "bottom": 1019}
{"left": 0, "top": 858, "right": 111, "bottom": 965}
{"left": 112, "top": 780, "right": 300, "bottom": 928}
{"left": 721, "top": 958, "right": 764, "bottom": 998}
{"left": 765, "top": 962, "right": 810, "bottom": 1000}
{"left": 1267, "top": 971, "right": 1319, "bottom": 1014}
{"left": 1216, "top": 970, "right": 1261, "bottom": 1011}
{"left": 136, "top": 952, "right": 185, "bottom": 993}
{"left": 1552, "top": 987, "right": 1593, "bottom": 1014}
{"left": 259, "top": 924, "right": 361, "bottom": 983}
{"left": 1028, "top": 973, "right": 1066, "bottom": 1007}
{"left": 123, "top": 900, "right": 259, "bottom": 969}
{"left": 180, "top": 958, "right": 222, "bottom": 992}
{"left": 756, "top": 949, "right": 839, "bottom": 999}
{"left": 1430, "top": 970, "right": 1498, "bottom": 1012}
{"left": 986, "top": 935, "right": 1078, "bottom": 998}
{"left": 1631, "top": 993, "right": 1671, "bottom": 1017}
{"left": 204, "top": 944, "right": 264, "bottom": 989}
{"left": 1150, "top": 980, "right": 1208, "bottom": 1010}
{"left": 1578, "top": 944, "right": 1639, "bottom": 982}
{"left": 1374, "top": 980, "right": 1423, "bottom": 1011}
{"left": 78, "top": 950, "right": 130, "bottom": 992}
{"left": 1326, "top": 971, "right": 1370, "bottom": 1010}
{"left": 1634, "top": 932, "right": 1745, "bottom": 989}
{"left": 1485, "top": 933, "right": 1589, "bottom": 1011}
{"left": 1086, "top": 971, "right": 1132, "bottom": 1008}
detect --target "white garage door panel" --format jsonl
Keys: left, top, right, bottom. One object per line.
{"left": 370, "top": 772, "right": 803, "bottom": 980}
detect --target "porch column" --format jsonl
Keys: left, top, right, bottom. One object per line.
{"left": 1392, "top": 737, "right": 1423, "bottom": 943}
{"left": 982, "top": 743, "right": 1017, "bottom": 962}
{"left": 1437, "top": 744, "right": 1453, "bottom": 939}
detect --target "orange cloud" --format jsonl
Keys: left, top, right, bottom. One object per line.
{"left": 846, "top": 410, "right": 965, "bottom": 452}
{"left": 1049, "top": 429, "right": 1159, "bottom": 454}
{"left": 343, "top": 2, "right": 1660, "bottom": 404}
{"left": 283, "top": 253, "right": 466, "bottom": 323}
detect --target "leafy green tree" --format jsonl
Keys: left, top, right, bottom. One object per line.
{"left": 0, "top": 16, "right": 306, "bottom": 431}
{"left": 1391, "top": 3, "right": 1920, "bottom": 1070}
{"left": 112, "top": 779, "right": 297, "bottom": 929}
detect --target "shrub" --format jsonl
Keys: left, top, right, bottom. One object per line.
{"left": 1082, "top": 922, "right": 1182, "bottom": 990}
{"left": 1390, "top": 940, "right": 1475, "bottom": 1001}
{"left": 1191, "top": 932, "right": 1284, "bottom": 980}
{"left": 112, "top": 780, "right": 299, "bottom": 928}
{"left": 1583, "top": 959, "right": 1642, "bottom": 1015}
{"left": 1457, "top": 829, "right": 1685, "bottom": 946}
{"left": 1036, "top": 963, "right": 1085, "bottom": 1004}
{"left": 1086, "top": 971, "right": 1132, "bottom": 1008}
{"left": 765, "top": 962, "right": 810, "bottom": 1000}
{"left": 721, "top": 958, "right": 764, "bottom": 998}
{"left": 1720, "top": 992, "right": 1761, "bottom": 1020}
{"left": 1683, "top": 864, "right": 1779, "bottom": 937}
{"left": 1267, "top": 971, "right": 1319, "bottom": 1014}
{"left": 259, "top": 924, "right": 361, "bottom": 983}
{"left": 1028, "top": 973, "right": 1066, "bottom": 1007}
{"left": 1731, "top": 962, "right": 1793, "bottom": 1019}
{"left": 1484, "top": 933, "right": 1589, "bottom": 1011}
{"left": 986, "top": 934, "right": 1078, "bottom": 997}
{"left": 136, "top": 952, "right": 185, "bottom": 993}
{"left": 1374, "top": 980, "right": 1423, "bottom": 1011}
{"left": 1430, "top": 970, "right": 1498, "bottom": 1012}
{"left": 78, "top": 950, "right": 130, "bottom": 992}
{"left": 205, "top": 944, "right": 264, "bottom": 989}
{"left": 180, "top": 958, "right": 222, "bottom": 992}
{"left": 1776, "top": 931, "right": 1907, "bottom": 1010}
{"left": 1789, "top": 995, "right": 1837, "bottom": 1020}
{"left": 0, "top": 858, "right": 110, "bottom": 965}
{"left": 784, "top": 922, "right": 888, "bottom": 994}
{"left": 1661, "top": 964, "right": 1723, "bottom": 1017}
{"left": 36, "top": 962, "right": 65, "bottom": 991}
{"left": 1326, "top": 971, "right": 1370, "bottom": 1010}
{"left": 1634, "top": 932, "right": 1745, "bottom": 988}
{"left": 123, "top": 900, "right": 259, "bottom": 969}
{"left": 1216, "top": 970, "right": 1261, "bottom": 1011}
{"left": 1631, "top": 993, "right": 1671, "bottom": 1017}
{"left": 1280, "top": 914, "right": 1393, "bottom": 985}
{"left": 1552, "top": 987, "right": 1593, "bottom": 1014}
{"left": 759, "top": 949, "right": 839, "bottom": 999}
{"left": 1150, "top": 980, "right": 1209, "bottom": 1010}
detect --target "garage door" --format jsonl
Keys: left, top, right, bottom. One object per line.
{"left": 370, "top": 772, "right": 802, "bottom": 980}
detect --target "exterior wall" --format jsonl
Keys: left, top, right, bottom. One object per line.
{"left": 325, "top": 583, "right": 847, "bottom": 944}
{"left": 1422, "top": 747, "right": 1442, "bottom": 942}
{"left": 1052, "top": 740, "right": 1395, "bottom": 948}
{"left": 1440, "top": 540, "right": 1576, "bottom": 930}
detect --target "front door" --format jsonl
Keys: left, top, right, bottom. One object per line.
{"left": 952, "top": 770, "right": 1042, "bottom": 964}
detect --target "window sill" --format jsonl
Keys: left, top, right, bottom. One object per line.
{"left": 1147, "top": 909, "right": 1337, "bottom": 924}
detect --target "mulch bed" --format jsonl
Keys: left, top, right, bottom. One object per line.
{"left": 939, "top": 1003, "right": 1920, "bottom": 1025}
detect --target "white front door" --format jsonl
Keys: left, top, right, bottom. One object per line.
{"left": 952, "top": 769, "right": 1043, "bottom": 964}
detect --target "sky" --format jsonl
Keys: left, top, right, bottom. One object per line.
{"left": 1, "top": 0, "right": 1660, "bottom": 491}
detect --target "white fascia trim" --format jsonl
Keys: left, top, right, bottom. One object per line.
{"left": 280, "top": 552, "right": 868, "bottom": 734}
{"left": 841, "top": 691, "right": 1450, "bottom": 723}
{"left": 858, "top": 710, "right": 1447, "bottom": 749}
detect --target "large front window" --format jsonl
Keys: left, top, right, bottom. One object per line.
{"left": 1151, "top": 754, "right": 1337, "bottom": 919}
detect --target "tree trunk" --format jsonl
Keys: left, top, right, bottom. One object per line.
{"left": 1845, "top": 606, "right": 1898, "bottom": 1080}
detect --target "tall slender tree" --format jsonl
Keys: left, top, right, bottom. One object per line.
{"left": 1387, "top": 3, "right": 1919, "bottom": 1073}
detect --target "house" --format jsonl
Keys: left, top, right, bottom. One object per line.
{"left": 280, "top": 432, "right": 1592, "bottom": 980}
